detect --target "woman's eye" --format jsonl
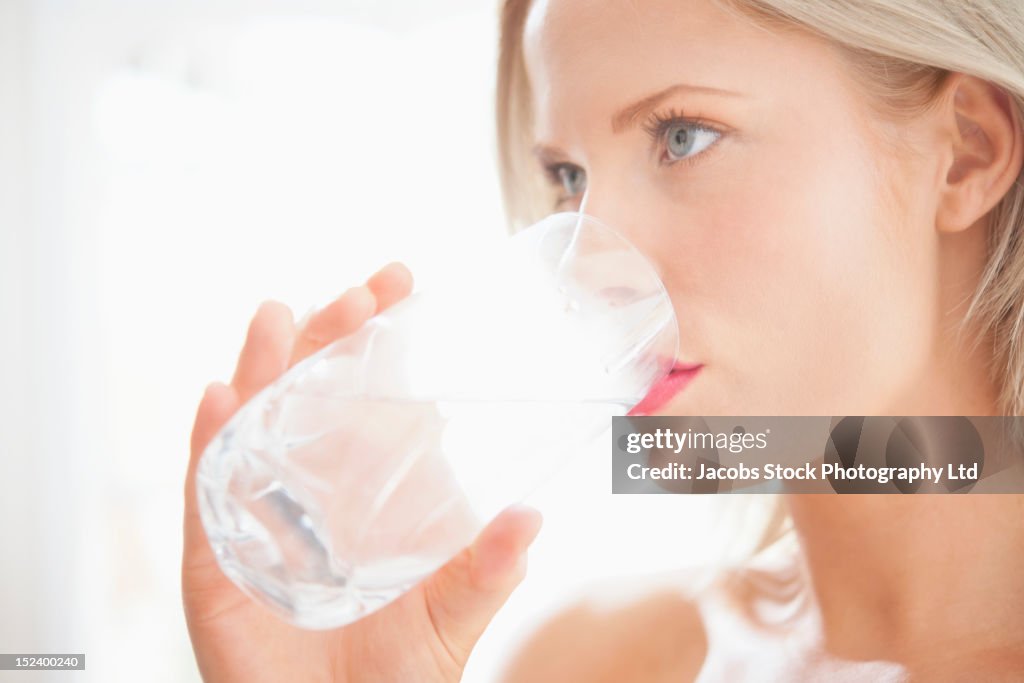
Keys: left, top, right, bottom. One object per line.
{"left": 663, "top": 122, "right": 721, "bottom": 162}
{"left": 550, "top": 163, "right": 586, "bottom": 200}
{"left": 541, "top": 161, "right": 587, "bottom": 210}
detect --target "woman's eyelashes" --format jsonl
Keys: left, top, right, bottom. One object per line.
{"left": 546, "top": 163, "right": 587, "bottom": 208}
{"left": 642, "top": 108, "right": 723, "bottom": 166}
{"left": 542, "top": 109, "right": 725, "bottom": 208}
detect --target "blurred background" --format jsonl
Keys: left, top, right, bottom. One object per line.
{"left": 0, "top": 0, "right": 765, "bottom": 680}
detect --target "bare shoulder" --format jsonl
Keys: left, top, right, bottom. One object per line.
{"left": 498, "top": 582, "right": 708, "bottom": 683}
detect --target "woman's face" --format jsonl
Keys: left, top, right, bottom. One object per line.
{"left": 523, "top": 0, "right": 948, "bottom": 415}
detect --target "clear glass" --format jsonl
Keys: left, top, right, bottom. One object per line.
{"left": 196, "top": 212, "right": 679, "bottom": 629}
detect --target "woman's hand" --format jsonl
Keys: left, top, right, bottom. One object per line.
{"left": 183, "top": 262, "right": 543, "bottom": 682}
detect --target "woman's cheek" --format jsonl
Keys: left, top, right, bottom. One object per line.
{"left": 693, "top": 190, "right": 883, "bottom": 412}
{"left": 653, "top": 138, "right": 915, "bottom": 413}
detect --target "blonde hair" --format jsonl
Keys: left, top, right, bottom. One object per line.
{"left": 495, "top": 0, "right": 1024, "bottom": 423}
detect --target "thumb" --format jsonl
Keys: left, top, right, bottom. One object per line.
{"left": 421, "top": 504, "right": 543, "bottom": 664}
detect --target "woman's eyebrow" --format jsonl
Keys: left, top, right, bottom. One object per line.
{"left": 531, "top": 83, "right": 742, "bottom": 164}
{"left": 532, "top": 143, "right": 568, "bottom": 167}
{"left": 611, "top": 83, "right": 742, "bottom": 133}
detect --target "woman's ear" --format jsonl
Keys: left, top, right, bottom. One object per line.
{"left": 937, "top": 74, "right": 1024, "bottom": 233}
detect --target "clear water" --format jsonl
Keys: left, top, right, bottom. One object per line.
{"left": 197, "top": 383, "right": 624, "bottom": 629}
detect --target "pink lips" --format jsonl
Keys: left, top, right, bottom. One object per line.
{"left": 627, "top": 362, "right": 703, "bottom": 416}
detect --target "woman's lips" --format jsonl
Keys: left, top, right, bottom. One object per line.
{"left": 627, "top": 363, "right": 703, "bottom": 416}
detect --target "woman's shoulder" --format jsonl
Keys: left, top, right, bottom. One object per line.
{"left": 497, "top": 543, "right": 808, "bottom": 683}
{"left": 497, "top": 570, "right": 714, "bottom": 683}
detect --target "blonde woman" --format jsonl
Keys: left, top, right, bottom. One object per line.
{"left": 183, "top": 0, "right": 1024, "bottom": 680}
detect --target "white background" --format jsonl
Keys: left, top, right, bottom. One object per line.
{"left": 0, "top": 1, "right": 763, "bottom": 680}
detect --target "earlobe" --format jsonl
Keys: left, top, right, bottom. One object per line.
{"left": 937, "top": 74, "right": 1024, "bottom": 234}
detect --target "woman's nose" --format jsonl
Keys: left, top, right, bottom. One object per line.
{"left": 578, "top": 191, "right": 671, "bottom": 285}
{"left": 600, "top": 285, "right": 642, "bottom": 307}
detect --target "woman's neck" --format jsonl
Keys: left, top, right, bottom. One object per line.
{"left": 785, "top": 494, "right": 1024, "bottom": 665}
{"left": 787, "top": 244, "right": 1024, "bottom": 664}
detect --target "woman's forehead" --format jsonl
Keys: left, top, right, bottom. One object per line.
{"left": 523, "top": 0, "right": 748, "bottom": 83}
{"left": 522, "top": 0, "right": 842, "bottom": 140}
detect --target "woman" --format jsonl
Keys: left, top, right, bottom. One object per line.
{"left": 183, "top": 0, "right": 1024, "bottom": 680}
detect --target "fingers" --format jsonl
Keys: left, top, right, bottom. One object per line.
{"left": 182, "top": 383, "right": 261, "bottom": 637}
{"left": 184, "top": 381, "right": 241, "bottom": 557}
{"left": 421, "top": 505, "right": 544, "bottom": 665}
{"left": 367, "top": 261, "right": 414, "bottom": 312}
{"left": 288, "top": 285, "right": 376, "bottom": 367}
{"left": 196, "top": 261, "right": 413, "bottom": 519}
{"left": 189, "top": 381, "right": 241, "bottom": 462}
{"left": 288, "top": 261, "right": 414, "bottom": 367}
{"left": 231, "top": 300, "right": 296, "bottom": 403}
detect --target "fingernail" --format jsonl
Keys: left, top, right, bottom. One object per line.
{"left": 512, "top": 550, "right": 528, "bottom": 577}
{"left": 507, "top": 504, "right": 544, "bottom": 544}
{"left": 341, "top": 285, "right": 369, "bottom": 303}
